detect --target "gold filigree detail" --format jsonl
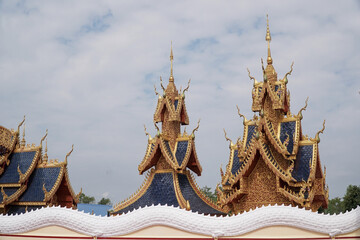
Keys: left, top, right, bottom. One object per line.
{"left": 17, "top": 164, "right": 25, "bottom": 183}
{"left": 1, "top": 187, "right": 8, "bottom": 202}
{"left": 43, "top": 183, "right": 50, "bottom": 202}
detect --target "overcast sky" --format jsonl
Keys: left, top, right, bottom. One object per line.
{"left": 0, "top": 1, "right": 359, "bottom": 205}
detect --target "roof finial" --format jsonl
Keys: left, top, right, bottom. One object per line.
{"left": 169, "top": 41, "right": 174, "bottom": 82}
{"left": 20, "top": 123, "right": 26, "bottom": 148}
{"left": 266, "top": 14, "right": 272, "bottom": 65}
{"left": 43, "top": 137, "right": 48, "bottom": 164}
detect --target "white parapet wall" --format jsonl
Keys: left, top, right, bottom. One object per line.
{"left": 0, "top": 205, "right": 359, "bottom": 239}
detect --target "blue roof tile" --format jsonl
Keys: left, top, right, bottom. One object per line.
{"left": 280, "top": 121, "right": 296, "bottom": 154}
{"left": 163, "top": 140, "right": 175, "bottom": 162}
{"left": 174, "top": 99, "right": 179, "bottom": 110}
{"left": 178, "top": 174, "right": 223, "bottom": 215}
{"left": 246, "top": 125, "right": 256, "bottom": 148}
{"left": 0, "top": 151, "right": 36, "bottom": 184}
{"left": 19, "top": 167, "right": 61, "bottom": 202}
{"left": 113, "top": 172, "right": 179, "bottom": 214}
{"left": 292, "top": 145, "right": 313, "bottom": 182}
{"left": 231, "top": 149, "right": 241, "bottom": 175}
{"left": 175, "top": 141, "right": 188, "bottom": 166}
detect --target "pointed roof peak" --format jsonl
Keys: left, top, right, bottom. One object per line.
{"left": 266, "top": 15, "right": 273, "bottom": 65}
{"left": 169, "top": 41, "right": 174, "bottom": 82}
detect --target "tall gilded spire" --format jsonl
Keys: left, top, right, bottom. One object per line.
{"left": 20, "top": 123, "right": 26, "bottom": 148}
{"left": 169, "top": 41, "right": 174, "bottom": 82}
{"left": 43, "top": 137, "right": 48, "bottom": 164}
{"left": 266, "top": 15, "right": 272, "bottom": 65}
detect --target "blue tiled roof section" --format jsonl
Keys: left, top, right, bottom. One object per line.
{"left": 78, "top": 203, "right": 112, "bottom": 216}
{"left": 178, "top": 174, "right": 223, "bottom": 215}
{"left": 19, "top": 167, "right": 61, "bottom": 202}
{"left": 174, "top": 99, "right": 179, "bottom": 110}
{"left": 280, "top": 121, "right": 296, "bottom": 154}
{"left": 164, "top": 140, "right": 174, "bottom": 161}
{"left": 231, "top": 150, "right": 241, "bottom": 175}
{"left": 246, "top": 125, "right": 256, "bottom": 148}
{"left": 0, "top": 187, "right": 19, "bottom": 202}
{"left": 113, "top": 173, "right": 179, "bottom": 214}
{"left": 175, "top": 141, "right": 188, "bottom": 166}
{"left": 0, "top": 151, "right": 36, "bottom": 184}
{"left": 7, "top": 205, "right": 41, "bottom": 215}
{"left": 292, "top": 145, "right": 313, "bottom": 182}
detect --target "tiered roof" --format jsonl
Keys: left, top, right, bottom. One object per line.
{"left": 0, "top": 117, "right": 79, "bottom": 214}
{"left": 112, "top": 45, "right": 224, "bottom": 215}
{"left": 217, "top": 16, "right": 328, "bottom": 214}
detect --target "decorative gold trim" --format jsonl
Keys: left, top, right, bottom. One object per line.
{"left": 173, "top": 171, "right": 187, "bottom": 209}
{"left": 186, "top": 171, "right": 224, "bottom": 213}
{"left": 0, "top": 126, "right": 18, "bottom": 167}
{"left": 43, "top": 183, "right": 50, "bottom": 202}
{"left": 0, "top": 183, "right": 21, "bottom": 187}
{"left": 138, "top": 139, "right": 160, "bottom": 174}
{"left": 63, "top": 168, "right": 79, "bottom": 204}
{"left": 11, "top": 201, "right": 47, "bottom": 206}
{"left": 1, "top": 187, "right": 8, "bottom": 201}
{"left": 112, "top": 169, "right": 156, "bottom": 214}
{"left": 17, "top": 165, "right": 25, "bottom": 184}
{"left": 2, "top": 184, "right": 27, "bottom": 205}
{"left": 43, "top": 166, "right": 65, "bottom": 202}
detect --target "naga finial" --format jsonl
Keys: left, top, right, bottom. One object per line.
{"left": 75, "top": 187, "right": 83, "bottom": 202}
{"left": 160, "top": 76, "right": 166, "bottom": 93}
{"left": 284, "top": 61, "right": 294, "bottom": 84}
{"left": 266, "top": 14, "right": 272, "bottom": 65}
{"left": 17, "top": 115, "right": 25, "bottom": 133}
{"left": 247, "top": 68, "right": 257, "bottom": 86}
{"left": 154, "top": 84, "right": 160, "bottom": 97}
{"left": 315, "top": 120, "right": 326, "bottom": 143}
{"left": 64, "top": 144, "right": 74, "bottom": 165}
{"left": 297, "top": 97, "right": 309, "bottom": 119}
{"left": 143, "top": 124, "right": 152, "bottom": 140}
{"left": 223, "top": 128, "right": 233, "bottom": 146}
{"left": 220, "top": 164, "right": 224, "bottom": 177}
{"left": 236, "top": 105, "right": 247, "bottom": 125}
{"left": 191, "top": 119, "right": 200, "bottom": 138}
{"left": 154, "top": 122, "right": 160, "bottom": 136}
{"left": 40, "top": 129, "right": 48, "bottom": 147}
{"left": 183, "top": 79, "right": 191, "bottom": 95}
{"left": 261, "top": 58, "right": 265, "bottom": 72}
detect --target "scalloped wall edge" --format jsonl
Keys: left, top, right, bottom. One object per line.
{"left": 0, "top": 205, "right": 359, "bottom": 238}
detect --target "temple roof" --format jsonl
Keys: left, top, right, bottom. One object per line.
{"left": 138, "top": 134, "right": 202, "bottom": 176}
{"left": 0, "top": 119, "right": 79, "bottom": 214}
{"left": 114, "top": 45, "right": 223, "bottom": 216}
{"left": 218, "top": 17, "right": 328, "bottom": 212}
{"left": 112, "top": 170, "right": 223, "bottom": 215}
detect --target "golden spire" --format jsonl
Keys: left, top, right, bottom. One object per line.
{"left": 266, "top": 14, "right": 272, "bottom": 65}
{"left": 169, "top": 41, "right": 174, "bottom": 82}
{"left": 43, "top": 137, "right": 48, "bottom": 164}
{"left": 20, "top": 123, "right": 26, "bottom": 148}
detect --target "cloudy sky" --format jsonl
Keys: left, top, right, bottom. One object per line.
{"left": 0, "top": 1, "right": 359, "bottom": 205}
